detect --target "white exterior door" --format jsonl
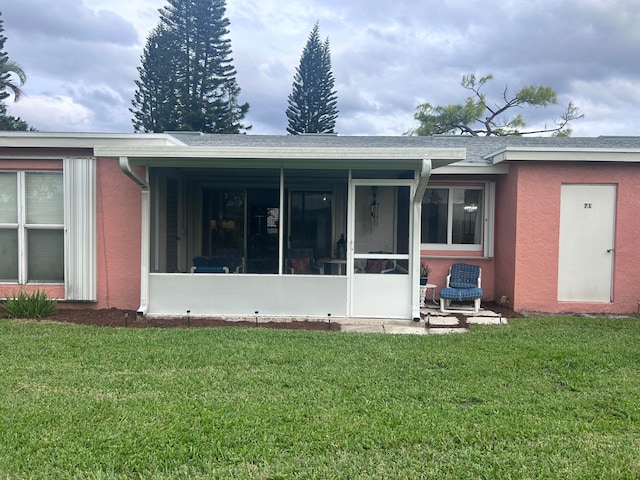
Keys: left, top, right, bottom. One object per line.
{"left": 349, "top": 181, "right": 412, "bottom": 319}
{"left": 558, "top": 184, "right": 616, "bottom": 302}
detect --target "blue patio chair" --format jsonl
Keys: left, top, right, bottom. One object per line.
{"left": 439, "top": 263, "right": 483, "bottom": 313}
{"left": 191, "top": 256, "right": 229, "bottom": 274}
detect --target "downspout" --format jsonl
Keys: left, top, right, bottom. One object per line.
{"left": 411, "top": 159, "right": 432, "bottom": 320}
{"left": 119, "top": 156, "right": 150, "bottom": 316}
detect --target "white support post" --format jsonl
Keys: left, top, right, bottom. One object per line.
{"left": 411, "top": 159, "right": 432, "bottom": 320}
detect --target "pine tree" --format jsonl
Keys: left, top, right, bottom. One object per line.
{"left": 0, "top": 11, "right": 32, "bottom": 131}
{"left": 409, "top": 73, "right": 582, "bottom": 137}
{"left": 131, "top": 0, "right": 249, "bottom": 133}
{"left": 286, "top": 22, "right": 338, "bottom": 134}
{"left": 131, "top": 25, "right": 182, "bottom": 133}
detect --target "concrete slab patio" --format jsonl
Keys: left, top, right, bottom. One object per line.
{"left": 339, "top": 305, "right": 508, "bottom": 335}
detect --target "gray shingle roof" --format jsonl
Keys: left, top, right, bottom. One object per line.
{"left": 170, "top": 133, "right": 640, "bottom": 164}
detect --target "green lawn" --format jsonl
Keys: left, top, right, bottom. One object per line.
{"left": 0, "top": 317, "right": 639, "bottom": 479}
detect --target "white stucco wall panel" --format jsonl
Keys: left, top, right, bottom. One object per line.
{"left": 148, "top": 274, "right": 348, "bottom": 318}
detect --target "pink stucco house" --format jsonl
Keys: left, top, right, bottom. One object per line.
{"left": 1, "top": 132, "right": 639, "bottom": 320}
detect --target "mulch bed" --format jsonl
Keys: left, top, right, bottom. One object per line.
{"left": 3, "top": 302, "right": 520, "bottom": 331}
{"left": 480, "top": 301, "right": 523, "bottom": 318}
{"left": 41, "top": 307, "right": 341, "bottom": 331}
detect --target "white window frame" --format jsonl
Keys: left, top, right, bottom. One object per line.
{"left": 1, "top": 159, "right": 96, "bottom": 300}
{"left": 421, "top": 181, "right": 495, "bottom": 257}
{"left": 0, "top": 171, "right": 64, "bottom": 284}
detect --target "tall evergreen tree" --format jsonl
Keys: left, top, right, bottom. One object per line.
{"left": 131, "top": 0, "right": 249, "bottom": 133}
{"left": 131, "top": 25, "right": 181, "bottom": 133}
{"left": 0, "top": 11, "right": 32, "bottom": 131}
{"left": 286, "top": 22, "right": 338, "bottom": 134}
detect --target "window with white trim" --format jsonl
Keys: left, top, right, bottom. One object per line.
{"left": 421, "top": 184, "right": 492, "bottom": 252}
{"left": 0, "top": 171, "right": 64, "bottom": 283}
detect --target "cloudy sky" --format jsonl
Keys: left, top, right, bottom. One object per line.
{"left": 2, "top": 0, "right": 640, "bottom": 136}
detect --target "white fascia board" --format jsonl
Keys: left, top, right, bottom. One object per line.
{"left": 432, "top": 163, "right": 510, "bottom": 175}
{"left": 0, "top": 132, "right": 184, "bottom": 149}
{"left": 95, "top": 145, "right": 465, "bottom": 160}
{"left": 488, "top": 147, "right": 640, "bottom": 164}
{"left": 94, "top": 146, "right": 466, "bottom": 169}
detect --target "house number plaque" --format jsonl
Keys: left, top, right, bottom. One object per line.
{"left": 583, "top": 203, "right": 592, "bottom": 209}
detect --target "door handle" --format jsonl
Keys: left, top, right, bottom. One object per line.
{"left": 606, "top": 248, "right": 613, "bottom": 253}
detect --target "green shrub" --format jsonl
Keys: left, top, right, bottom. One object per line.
{"left": 3, "top": 290, "right": 57, "bottom": 319}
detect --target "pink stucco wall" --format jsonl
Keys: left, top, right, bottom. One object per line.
{"left": 423, "top": 161, "right": 640, "bottom": 314}
{"left": 494, "top": 165, "right": 519, "bottom": 307}
{"left": 94, "top": 157, "right": 142, "bottom": 310}
{"left": 0, "top": 155, "right": 143, "bottom": 311}
{"left": 510, "top": 161, "right": 640, "bottom": 314}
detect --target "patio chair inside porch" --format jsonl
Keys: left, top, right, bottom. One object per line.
{"left": 439, "top": 263, "right": 483, "bottom": 313}
{"left": 365, "top": 258, "right": 396, "bottom": 274}
{"left": 286, "top": 248, "right": 322, "bottom": 274}
{"left": 362, "top": 251, "right": 409, "bottom": 274}
{"left": 354, "top": 252, "right": 404, "bottom": 274}
{"left": 191, "top": 256, "right": 229, "bottom": 274}
{"left": 214, "top": 248, "right": 244, "bottom": 273}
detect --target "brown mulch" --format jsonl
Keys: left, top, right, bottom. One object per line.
{"left": 3, "top": 301, "right": 521, "bottom": 331}
{"left": 481, "top": 301, "right": 523, "bottom": 318}
{"left": 42, "top": 307, "right": 341, "bottom": 331}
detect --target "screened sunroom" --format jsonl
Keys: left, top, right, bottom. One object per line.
{"left": 100, "top": 135, "right": 464, "bottom": 321}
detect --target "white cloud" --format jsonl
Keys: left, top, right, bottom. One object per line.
{"left": 7, "top": 95, "right": 95, "bottom": 132}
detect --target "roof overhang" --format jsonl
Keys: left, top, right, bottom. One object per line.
{"left": 0, "top": 132, "right": 184, "bottom": 149}
{"left": 487, "top": 147, "right": 640, "bottom": 164}
{"left": 95, "top": 145, "right": 467, "bottom": 170}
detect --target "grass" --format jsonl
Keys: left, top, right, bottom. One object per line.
{"left": 0, "top": 317, "right": 639, "bottom": 479}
